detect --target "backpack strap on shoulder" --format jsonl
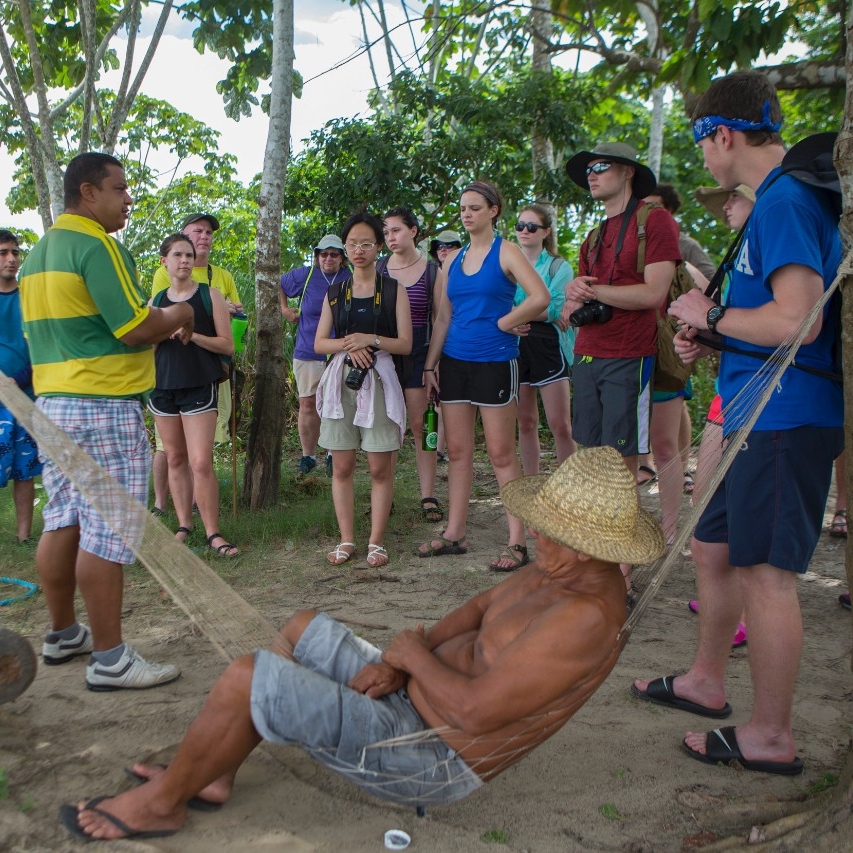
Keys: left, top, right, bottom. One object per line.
{"left": 635, "top": 202, "right": 654, "bottom": 273}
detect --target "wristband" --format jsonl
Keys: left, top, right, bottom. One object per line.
{"left": 423, "top": 368, "right": 435, "bottom": 372}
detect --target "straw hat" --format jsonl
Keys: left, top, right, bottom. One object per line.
{"left": 693, "top": 185, "right": 755, "bottom": 224}
{"left": 500, "top": 447, "right": 665, "bottom": 564}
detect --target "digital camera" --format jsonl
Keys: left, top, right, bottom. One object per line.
{"left": 344, "top": 348, "right": 376, "bottom": 391}
{"left": 569, "top": 300, "right": 612, "bottom": 327}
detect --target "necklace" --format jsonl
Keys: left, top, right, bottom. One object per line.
{"left": 168, "top": 283, "right": 199, "bottom": 302}
{"left": 320, "top": 268, "right": 337, "bottom": 288}
{"left": 387, "top": 254, "right": 423, "bottom": 272}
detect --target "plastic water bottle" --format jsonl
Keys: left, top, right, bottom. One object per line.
{"left": 231, "top": 312, "right": 248, "bottom": 353}
{"left": 422, "top": 399, "right": 438, "bottom": 451}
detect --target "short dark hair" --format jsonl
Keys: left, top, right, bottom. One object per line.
{"left": 342, "top": 211, "right": 384, "bottom": 245}
{"left": 0, "top": 229, "right": 19, "bottom": 247}
{"left": 650, "top": 183, "right": 682, "bottom": 214}
{"left": 159, "top": 233, "right": 196, "bottom": 258}
{"left": 693, "top": 71, "right": 783, "bottom": 147}
{"left": 64, "top": 152, "right": 124, "bottom": 207}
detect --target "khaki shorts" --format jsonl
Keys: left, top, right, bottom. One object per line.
{"left": 319, "top": 373, "right": 401, "bottom": 453}
{"left": 215, "top": 379, "right": 232, "bottom": 444}
{"left": 293, "top": 358, "right": 327, "bottom": 398}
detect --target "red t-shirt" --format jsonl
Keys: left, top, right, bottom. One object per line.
{"left": 575, "top": 203, "right": 681, "bottom": 358}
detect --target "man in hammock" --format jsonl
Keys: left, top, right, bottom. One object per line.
{"left": 633, "top": 72, "right": 843, "bottom": 775}
{"left": 60, "top": 447, "right": 665, "bottom": 842}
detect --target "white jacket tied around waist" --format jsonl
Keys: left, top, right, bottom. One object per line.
{"left": 316, "top": 350, "right": 406, "bottom": 446}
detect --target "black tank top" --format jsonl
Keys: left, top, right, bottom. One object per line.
{"left": 154, "top": 287, "right": 223, "bottom": 389}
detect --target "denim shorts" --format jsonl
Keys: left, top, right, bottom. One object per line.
{"left": 36, "top": 397, "right": 151, "bottom": 564}
{"left": 0, "top": 407, "right": 42, "bottom": 487}
{"left": 250, "top": 613, "right": 483, "bottom": 806}
{"left": 694, "top": 426, "right": 843, "bottom": 572}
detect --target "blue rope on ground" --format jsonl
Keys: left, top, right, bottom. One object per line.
{"left": 0, "top": 576, "right": 38, "bottom": 606}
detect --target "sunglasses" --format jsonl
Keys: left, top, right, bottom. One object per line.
{"left": 435, "top": 241, "right": 461, "bottom": 251}
{"left": 585, "top": 161, "right": 613, "bottom": 176}
{"left": 515, "top": 221, "right": 544, "bottom": 233}
{"left": 318, "top": 250, "right": 342, "bottom": 259}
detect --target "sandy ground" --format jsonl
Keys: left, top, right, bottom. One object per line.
{"left": 1, "top": 462, "right": 851, "bottom": 852}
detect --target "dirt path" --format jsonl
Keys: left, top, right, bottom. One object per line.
{"left": 1, "top": 464, "right": 850, "bottom": 852}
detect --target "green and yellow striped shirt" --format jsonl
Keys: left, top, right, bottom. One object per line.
{"left": 19, "top": 214, "right": 154, "bottom": 398}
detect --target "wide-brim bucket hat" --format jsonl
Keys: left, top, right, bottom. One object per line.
{"left": 566, "top": 142, "right": 657, "bottom": 199}
{"left": 694, "top": 185, "right": 756, "bottom": 223}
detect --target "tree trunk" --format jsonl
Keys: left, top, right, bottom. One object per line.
{"left": 242, "top": 0, "right": 293, "bottom": 509}
{"left": 528, "top": 2, "right": 556, "bottom": 224}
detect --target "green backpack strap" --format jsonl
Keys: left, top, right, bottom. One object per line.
{"left": 634, "top": 202, "right": 653, "bottom": 273}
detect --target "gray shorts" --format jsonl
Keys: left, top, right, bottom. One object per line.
{"left": 250, "top": 613, "right": 483, "bottom": 806}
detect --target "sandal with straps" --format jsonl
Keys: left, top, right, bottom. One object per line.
{"left": 489, "top": 544, "right": 530, "bottom": 573}
{"left": 327, "top": 542, "right": 356, "bottom": 565}
{"left": 366, "top": 544, "right": 389, "bottom": 568}
{"left": 830, "top": 508, "right": 847, "bottom": 538}
{"left": 207, "top": 532, "right": 239, "bottom": 558}
{"left": 175, "top": 526, "right": 192, "bottom": 543}
{"left": 420, "top": 496, "right": 444, "bottom": 523}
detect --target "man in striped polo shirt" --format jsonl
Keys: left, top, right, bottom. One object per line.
{"left": 20, "top": 152, "right": 194, "bottom": 692}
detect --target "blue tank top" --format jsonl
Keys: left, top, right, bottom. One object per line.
{"left": 443, "top": 236, "right": 518, "bottom": 362}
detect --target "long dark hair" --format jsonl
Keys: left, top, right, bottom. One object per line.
{"left": 159, "top": 233, "right": 196, "bottom": 258}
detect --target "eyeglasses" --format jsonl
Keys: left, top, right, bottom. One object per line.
{"left": 585, "top": 161, "right": 613, "bottom": 176}
{"left": 318, "top": 251, "right": 342, "bottom": 259}
{"left": 515, "top": 221, "right": 544, "bottom": 233}
{"left": 345, "top": 242, "right": 377, "bottom": 253}
{"left": 435, "top": 241, "right": 461, "bottom": 251}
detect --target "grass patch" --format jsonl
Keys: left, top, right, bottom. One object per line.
{"left": 599, "top": 803, "right": 622, "bottom": 821}
{"left": 805, "top": 773, "right": 838, "bottom": 796}
{"left": 480, "top": 828, "right": 509, "bottom": 844}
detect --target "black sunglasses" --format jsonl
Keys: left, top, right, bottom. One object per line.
{"left": 515, "top": 221, "right": 544, "bottom": 233}
{"left": 436, "top": 241, "right": 461, "bottom": 251}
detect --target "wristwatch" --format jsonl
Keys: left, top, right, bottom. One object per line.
{"left": 374, "top": 336, "right": 381, "bottom": 349}
{"left": 706, "top": 305, "right": 727, "bottom": 335}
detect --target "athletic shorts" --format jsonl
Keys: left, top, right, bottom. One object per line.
{"left": 36, "top": 397, "right": 151, "bottom": 565}
{"left": 148, "top": 384, "right": 218, "bottom": 417}
{"left": 571, "top": 355, "right": 653, "bottom": 456}
{"left": 694, "top": 426, "right": 843, "bottom": 573}
{"left": 518, "top": 326, "right": 570, "bottom": 387}
{"left": 319, "top": 373, "right": 401, "bottom": 453}
{"left": 652, "top": 377, "right": 693, "bottom": 404}
{"left": 404, "top": 326, "right": 429, "bottom": 390}
{"left": 293, "top": 358, "right": 327, "bottom": 398}
{"left": 438, "top": 354, "right": 518, "bottom": 407}
{"left": 0, "top": 407, "right": 42, "bottom": 487}
{"left": 251, "top": 612, "right": 483, "bottom": 806}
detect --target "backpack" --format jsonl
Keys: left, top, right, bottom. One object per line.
{"left": 698, "top": 132, "right": 842, "bottom": 384}
{"left": 327, "top": 274, "right": 411, "bottom": 388}
{"left": 586, "top": 200, "right": 696, "bottom": 392}
{"left": 152, "top": 284, "right": 231, "bottom": 382}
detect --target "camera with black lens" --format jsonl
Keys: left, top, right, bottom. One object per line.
{"left": 569, "top": 300, "right": 612, "bottom": 327}
{"left": 344, "top": 348, "right": 377, "bottom": 391}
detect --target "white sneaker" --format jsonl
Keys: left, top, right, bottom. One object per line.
{"left": 86, "top": 645, "right": 181, "bottom": 692}
{"left": 42, "top": 623, "right": 94, "bottom": 665}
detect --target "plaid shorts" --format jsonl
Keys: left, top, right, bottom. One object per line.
{"left": 0, "top": 406, "right": 42, "bottom": 487}
{"left": 37, "top": 397, "right": 151, "bottom": 564}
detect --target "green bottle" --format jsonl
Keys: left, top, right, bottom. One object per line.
{"left": 422, "top": 399, "right": 438, "bottom": 451}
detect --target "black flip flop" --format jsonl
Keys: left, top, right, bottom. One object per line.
{"left": 631, "top": 675, "right": 732, "bottom": 719}
{"left": 59, "top": 795, "right": 178, "bottom": 841}
{"left": 124, "top": 765, "right": 222, "bottom": 812}
{"left": 683, "top": 726, "right": 804, "bottom": 775}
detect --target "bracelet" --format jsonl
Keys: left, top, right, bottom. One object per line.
{"left": 423, "top": 368, "right": 435, "bottom": 372}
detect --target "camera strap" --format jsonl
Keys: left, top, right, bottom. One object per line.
{"left": 587, "top": 196, "right": 639, "bottom": 284}
{"left": 341, "top": 273, "right": 383, "bottom": 336}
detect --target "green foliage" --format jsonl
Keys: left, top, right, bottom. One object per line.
{"left": 599, "top": 803, "right": 623, "bottom": 821}
{"left": 480, "top": 827, "right": 509, "bottom": 844}
{"left": 282, "top": 68, "right": 595, "bottom": 253}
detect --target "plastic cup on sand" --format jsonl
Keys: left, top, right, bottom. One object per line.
{"left": 384, "top": 829, "right": 411, "bottom": 850}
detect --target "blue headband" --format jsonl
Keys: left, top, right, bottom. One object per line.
{"left": 693, "top": 101, "right": 782, "bottom": 143}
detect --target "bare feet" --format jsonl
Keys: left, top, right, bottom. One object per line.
{"left": 71, "top": 785, "right": 187, "bottom": 841}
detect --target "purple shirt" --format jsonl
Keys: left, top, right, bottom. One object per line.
{"left": 281, "top": 264, "right": 350, "bottom": 361}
